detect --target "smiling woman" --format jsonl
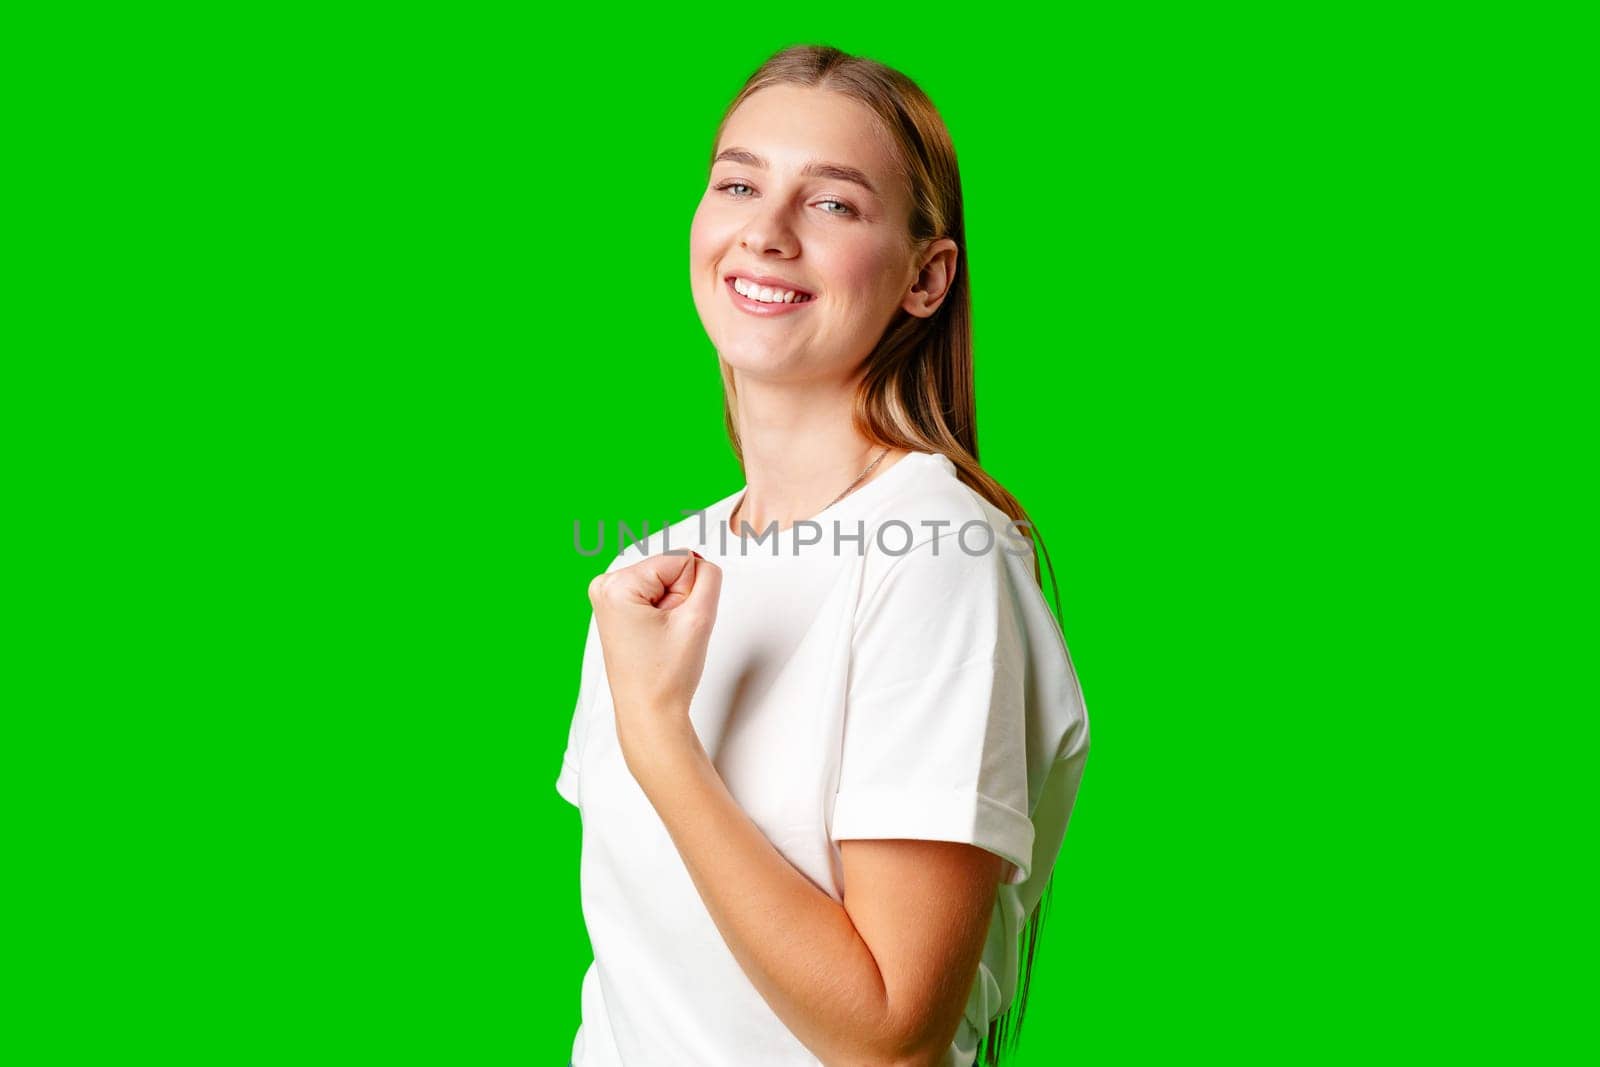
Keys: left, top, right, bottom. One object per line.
{"left": 558, "top": 44, "right": 1089, "bottom": 1067}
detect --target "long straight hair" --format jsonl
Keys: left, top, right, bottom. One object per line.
{"left": 706, "top": 45, "right": 1068, "bottom": 1065}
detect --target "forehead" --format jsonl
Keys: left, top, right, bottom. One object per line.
{"left": 716, "top": 85, "right": 901, "bottom": 192}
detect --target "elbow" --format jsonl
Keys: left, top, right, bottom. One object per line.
{"left": 826, "top": 966, "right": 967, "bottom": 1067}
{"left": 884, "top": 1052, "right": 947, "bottom": 1067}
{"left": 853, "top": 1011, "right": 961, "bottom": 1067}
{"left": 838, "top": 1048, "right": 941, "bottom": 1067}
{"left": 860, "top": 1043, "right": 948, "bottom": 1067}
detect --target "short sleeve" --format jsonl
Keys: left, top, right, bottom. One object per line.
{"left": 557, "top": 549, "right": 642, "bottom": 807}
{"left": 831, "top": 534, "right": 1036, "bottom": 885}
{"left": 556, "top": 610, "right": 604, "bottom": 808}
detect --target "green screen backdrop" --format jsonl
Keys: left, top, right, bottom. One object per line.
{"left": 8, "top": 7, "right": 1587, "bottom": 1066}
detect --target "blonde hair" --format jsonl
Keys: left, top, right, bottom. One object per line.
{"left": 707, "top": 44, "right": 1067, "bottom": 1065}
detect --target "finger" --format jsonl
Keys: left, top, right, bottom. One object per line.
{"left": 639, "top": 552, "right": 719, "bottom": 614}
{"left": 681, "top": 555, "right": 722, "bottom": 627}
{"left": 653, "top": 552, "right": 699, "bottom": 611}
{"left": 610, "top": 552, "right": 697, "bottom": 610}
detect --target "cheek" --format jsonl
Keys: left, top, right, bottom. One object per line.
{"left": 831, "top": 247, "right": 906, "bottom": 308}
{"left": 688, "top": 201, "right": 728, "bottom": 267}
{"left": 689, "top": 208, "right": 707, "bottom": 257}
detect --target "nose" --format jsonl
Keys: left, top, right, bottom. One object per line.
{"left": 737, "top": 204, "right": 798, "bottom": 259}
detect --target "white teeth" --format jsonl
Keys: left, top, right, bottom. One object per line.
{"left": 734, "top": 277, "right": 810, "bottom": 304}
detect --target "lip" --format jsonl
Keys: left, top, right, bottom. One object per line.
{"left": 727, "top": 272, "right": 815, "bottom": 297}
{"left": 725, "top": 275, "right": 817, "bottom": 317}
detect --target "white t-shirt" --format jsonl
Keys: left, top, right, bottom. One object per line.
{"left": 557, "top": 450, "right": 1090, "bottom": 1067}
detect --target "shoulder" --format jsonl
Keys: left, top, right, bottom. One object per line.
{"left": 855, "top": 456, "right": 1036, "bottom": 607}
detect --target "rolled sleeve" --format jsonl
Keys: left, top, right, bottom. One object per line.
{"left": 831, "top": 535, "right": 1035, "bottom": 884}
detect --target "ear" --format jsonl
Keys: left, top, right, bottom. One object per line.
{"left": 900, "top": 238, "right": 960, "bottom": 319}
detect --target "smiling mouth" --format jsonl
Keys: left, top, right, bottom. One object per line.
{"left": 724, "top": 276, "right": 817, "bottom": 316}
{"left": 726, "top": 275, "right": 815, "bottom": 303}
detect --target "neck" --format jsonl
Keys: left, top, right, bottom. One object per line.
{"left": 728, "top": 375, "right": 901, "bottom": 536}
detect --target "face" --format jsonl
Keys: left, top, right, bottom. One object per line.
{"left": 689, "top": 85, "right": 954, "bottom": 386}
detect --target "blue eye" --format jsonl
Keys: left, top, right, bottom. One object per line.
{"left": 714, "top": 181, "right": 856, "bottom": 217}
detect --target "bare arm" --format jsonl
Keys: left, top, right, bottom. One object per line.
{"left": 622, "top": 716, "right": 1001, "bottom": 1067}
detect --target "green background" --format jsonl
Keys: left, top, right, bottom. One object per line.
{"left": 8, "top": 6, "right": 1589, "bottom": 1065}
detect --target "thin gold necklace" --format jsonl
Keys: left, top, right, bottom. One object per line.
{"left": 730, "top": 447, "right": 892, "bottom": 533}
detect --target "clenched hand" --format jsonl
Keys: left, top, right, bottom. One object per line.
{"left": 588, "top": 550, "right": 723, "bottom": 760}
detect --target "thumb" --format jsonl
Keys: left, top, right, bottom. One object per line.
{"left": 655, "top": 552, "right": 722, "bottom": 619}
{"left": 612, "top": 551, "right": 694, "bottom": 610}
{"left": 677, "top": 552, "right": 722, "bottom": 626}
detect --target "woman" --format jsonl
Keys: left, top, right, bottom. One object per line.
{"left": 557, "top": 45, "right": 1090, "bottom": 1067}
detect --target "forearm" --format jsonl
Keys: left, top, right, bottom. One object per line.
{"left": 619, "top": 715, "right": 915, "bottom": 1067}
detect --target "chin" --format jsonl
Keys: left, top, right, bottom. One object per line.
{"left": 719, "top": 343, "right": 856, "bottom": 390}
{"left": 716, "top": 339, "right": 802, "bottom": 380}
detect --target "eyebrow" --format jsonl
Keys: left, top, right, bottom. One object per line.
{"left": 712, "top": 147, "right": 880, "bottom": 198}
